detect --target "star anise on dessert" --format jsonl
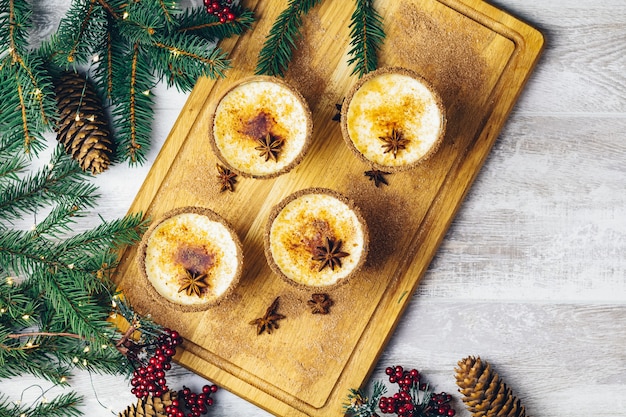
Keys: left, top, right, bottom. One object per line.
{"left": 307, "top": 293, "right": 333, "bottom": 314}
{"left": 379, "top": 128, "right": 410, "bottom": 158}
{"left": 249, "top": 297, "right": 286, "bottom": 335}
{"left": 178, "top": 269, "right": 210, "bottom": 298}
{"left": 364, "top": 169, "right": 390, "bottom": 187}
{"left": 216, "top": 163, "right": 237, "bottom": 192}
{"left": 312, "top": 237, "right": 350, "bottom": 271}
{"left": 255, "top": 133, "right": 284, "bottom": 162}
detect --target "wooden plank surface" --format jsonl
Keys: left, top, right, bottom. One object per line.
{"left": 5, "top": 0, "right": 626, "bottom": 417}
{"left": 108, "top": 0, "right": 543, "bottom": 415}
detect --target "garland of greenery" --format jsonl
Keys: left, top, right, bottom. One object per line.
{"left": 1, "top": 0, "right": 254, "bottom": 166}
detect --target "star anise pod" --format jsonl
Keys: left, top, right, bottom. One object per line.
{"left": 332, "top": 99, "right": 343, "bottom": 122}
{"left": 379, "top": 128, "right": 409, "bottom": 158}
{"left": 216, "top": 163, "right": 237, "bottom": 192}
{"left": 307, "top": 293, "right": 333, "bottom": 314}
{"left": 364, "top": 169, "right": 390, "bottom": 187}
{"left": 249, "top": 297, "right": 286, "bottom": 335}
{"left": 178, "top": 269, "right": 210, "bottom": 297}
{"left": 255, "top": 133, "right": 284, "bottom": 162}
{"left": 312, "top": 237, "right": 350, "bottom": 271}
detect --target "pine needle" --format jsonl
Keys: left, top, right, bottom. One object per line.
{"left": 255, "top": 0, "right": 323, "bottom": 77}
{"left": 348, "top": 0, "right": 386, "bottom": 77}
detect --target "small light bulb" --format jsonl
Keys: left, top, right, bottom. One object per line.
{"left": 83, "top": 346, "right": 90, "bottom": 353}
{"left": 22, "top": 314, "right": 30, "bottom": 320}
{"left": 72, "top": 357, "right": 79, "bottom": 363}
{"left": 74, "top": 114, "right": 80, "bottom": 121}
{"left": 123, "top": 11, "right": 129, "bottom": 19}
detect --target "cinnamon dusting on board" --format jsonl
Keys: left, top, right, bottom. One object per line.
{"left": 386, "top": 2, "right": 489, "bottom": 105}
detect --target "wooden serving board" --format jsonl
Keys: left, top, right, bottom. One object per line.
{"left": 113, "top": 0, "right": 543, "bottom": 415}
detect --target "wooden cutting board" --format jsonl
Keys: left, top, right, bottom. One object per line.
{"left": 112, "top": 0, "right": 543, "bottom": 415}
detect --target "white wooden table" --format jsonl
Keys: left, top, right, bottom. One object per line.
{"left": 5, "top": 0, "right": 626, "bottom": 416}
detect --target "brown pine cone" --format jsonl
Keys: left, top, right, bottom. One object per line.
{"left": 455, "top": 356, "right": 527, "bottom": 417}
{"left": 54, "top": 72, "right": 114, "bottom": 174}
{"left": 117, "top": 391, "right": 175, "bottom": 417}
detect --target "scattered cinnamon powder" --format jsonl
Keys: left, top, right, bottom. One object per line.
{"left": 285, "top": 8, "right": 331, "bottom": 110}
{"left": 385, "top": 1, "right": 489, "bottom": 106}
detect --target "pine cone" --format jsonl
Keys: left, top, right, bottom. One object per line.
{"left": 455, "top": 356, "right": 527, "bottom": 417}
{"left": 118, "top": 391, "right": 176, "bottom": 417}
{"left": 54, "top": 72, "right": 114, "bottom": 174}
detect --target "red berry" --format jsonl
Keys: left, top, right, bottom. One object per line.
{"left": 448, "top": 409, "right": 456, "bottom": 416}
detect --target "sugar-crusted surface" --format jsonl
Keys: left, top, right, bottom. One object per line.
{"left": 144, "top": 213, "right": 240, "bottom": 306}
{"left": 346, "top": 72, "right": 444, "bottom": 167}
{"left": 213, "top": 79, "right": 310, "bottom": 177}
{"left": 269, "top": 193, "right": 366, "bottom": 287}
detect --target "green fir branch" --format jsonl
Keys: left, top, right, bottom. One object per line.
{"left": 90, "top": 19, "right": 117, "bottom": 101}
{"left": 154, "top": 0, "right": 180, "bottom": 28}
{"left": 0, "top": 13, "right": 57, "bottom": 156}
{"left": 177, "top": 5, "right": 255, "bottom": 40}
{"left": 149, "top": 31, "right": 231, "bottom": 91}
{"left": 348, "top": 0, "right": 385, "bottom": 77}
{"left": 255, "top": 0, "right": 323, "bottom": 77}
{"left": 0, "top": 145, "right": 97, "bottom": 224}
{"left": 42, "top": 0, "right": 108, "bottom": 68}
{"left": 114, "top": 1, "right": 165, "bottom": 46}
{"left": 0, "top": 391, "right": 82, "bottom": 417}
{"left": 0, "top": 139, "right": 28, "bottom": 187}
{"left": 52, "top": 213, "right": 146, "bottom": 266}
{"left": 343, "top": 380, "right": 387, "bottom": 417}
{"left": 110, "top": 43, "right": 155, "bottom": 165}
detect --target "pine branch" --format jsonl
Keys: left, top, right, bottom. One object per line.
{"left": 0, "top": 138, "right": 27, "bottom": 188}
{"left": 177, "top": 5, "right": 254, "bottom": 41}
{"left": 0, "top": 391, "right": 82, "bottom": 417}
{"left": 255, "top": 0, "right": 323, "bottom": 77}
{"left": 114, "top": 1, "right": 166, "bottom": 46}
{"left": 0, "top": 145, "right": 97, "bottom": 224}
{"left": 52, "top": 213, "right": 147, "bottom": 265}
{"left": 42, "top": 0, "right": 108, "bottom": 68}
{"left": 91, "top": 19, "right": 117, "bottom": 101}
{"left": 348, "top": 0, "right": 385, "bottom": 77}
{"left": 149, "top": 32, "right": 231, "bottom": 91}
{"left": 0, "top": 0, "right": 57, "bottom": 156}
{"left": 343, "top": 380, "right": 386, "bottom": 417}
{"left": 27, "top": 392, "right": 83, "bottom": 417}
{"left": 109, "top": 42, "right": 155, "bottom": 165}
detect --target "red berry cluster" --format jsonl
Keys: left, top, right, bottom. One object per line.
{"left": 165, "top": 385, "right": 218, "bottom": 417}
{"left": 378, "top": 366, "right": 456, "bottom": 417}
{"left": 203, "top": 0, "right": 236, "bottom": 22}
{"left": 130, "top": 329, "right": 182, "bottom": 399}
{"left": 429, "top": 392, "right": 455, "bottom": 417}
